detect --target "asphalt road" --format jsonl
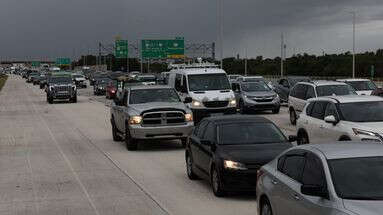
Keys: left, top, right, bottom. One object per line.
{"left": 0, "top": 76, "right": 296, "bottom": 215}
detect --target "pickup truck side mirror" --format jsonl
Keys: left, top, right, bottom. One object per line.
{"left": 184, "top": 97, "right": 193, "bottom": 104}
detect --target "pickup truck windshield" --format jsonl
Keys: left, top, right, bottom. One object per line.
{"left": 188, "top": 73, "right": 231, "bottom": 91}
{"left": 130, "top": 88, "right": 181, "bottom": 104}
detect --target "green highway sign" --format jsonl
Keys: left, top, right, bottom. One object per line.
{"left": 56, "top": 58, "right": 71, "bottom": 66}
{"left": 141, "top": 39, "right": 185, "bottom": 59}
{"left": 31, "top": 61, "right": 41, "bottom": 67}
{"left": 115, "top": 40, "right": 128, "bottom": 58}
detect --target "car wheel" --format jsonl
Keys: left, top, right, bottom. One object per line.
{"left": 297, "top": 131, "right": 309, "bottom": 145}
{"left": 186, "top": 152, "right": 199, "bottom": 180}
{"left": 48, "top": 97, "right": 53, "bottom": 104}
{"left": 239, "top": 100, "right": 247, "bottom": 114}
{"left": 125, "top": 126, "right": 138, "bottom": 151}
{"left": 289, "top": 109, "right": 297, "bottom": 125}
{"left": 181, "top": 138, "right": 187, "bottom": 148}
{"left": 272, "top": 107, "right": 280, "bottom": 114}
{"left": 261, "top": 199, "right": 273, "bottom": 215}
{"left": 72, "top": 95, "right": 77, "bottom": 103}
{"left": 111, "top": 119, "right": 122, "bottom": 141}
{"left": 211, "top": 166, "right": 225, "bottom": 197}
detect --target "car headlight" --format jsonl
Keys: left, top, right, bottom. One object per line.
{"left": 352, "top": 128, "right": 380, "bottom": 138}
{"left": 191, "top": 100, "right": 202, "bottom": 108}
{"left": 229, "top": 98, "right": 236, "bottom": 106}
{"left": 223, "top": 160, "right": 247, "bottom": 170}
{"left": 185, "top": 113, "right": 193, "bottom": 122}
{"left": 129, "top": 116, "right": 142, "bottom": 125}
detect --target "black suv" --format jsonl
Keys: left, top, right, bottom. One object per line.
{"left": 46, "top": 75, "right": 77, "bottom": 104}
{"left": 185, "top": 115, "right": 294, "bottom": 197}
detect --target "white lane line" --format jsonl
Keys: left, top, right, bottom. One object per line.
{"left": 27, "top": 83, "right": 101, "bottom": 215}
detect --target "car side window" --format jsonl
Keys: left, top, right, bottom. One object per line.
{"left": 175, "top": 74, "right": 182, "bottom": 92}
{"left": 302, "top": 153, "right": 326, "bottom": 187}
{"left": 290, "top": 85, "right": 298, "bottom": 97}
{"left": 306, "top": 102, "right": 315, "bottom": 116}
{"left": 197, "top": 121, "right": 209, "bottom": 139}
{"left": 324, "top": 102, "right": 339, "bottom": 119}
{"left": 282, "top": 155, "right": 306, "bottom": 183}
{"left": 277, "top": 155, "right": 287, "bottom": 172}
{"left": 305, "top": 86, "right": 316, "bottom": 100}
{"left": 311, "top": 101, "right": 328, "bottom": 120}
{"left": 203, "top": 123, "right": 216, "bottom": 142}
{"left": 181, "top": 75, "right": 188, "bottom": 93}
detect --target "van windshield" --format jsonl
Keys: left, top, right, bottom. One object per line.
{"left": 188, "top": 74, "right": 231, "bottom": 91}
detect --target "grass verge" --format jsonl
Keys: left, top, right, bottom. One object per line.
{"left": 0, "top": 74, "right": 8, "bottom": 92}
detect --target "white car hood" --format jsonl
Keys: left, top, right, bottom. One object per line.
{"left": 189, "top": 90, "right": 235, "bottom": 102}
{"left": 343, "top": 199, "right": 383, "bottom": 215}
{"left": 356, "top": 90, "right": 373, "bottom": 96}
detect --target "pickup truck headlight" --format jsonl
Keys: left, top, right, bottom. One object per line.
{"left": 223, "top": 160, "right": 247, "bottom": 170}
{"left": 191, "top": 100, "right": 202, "bottom": 108}
{"left": 129, "top": 116, "right": 142, "bottom": 125}
{"left": 185, "top": 113, "right": 193, "bottom": 122}
{"left": 229, "top": 98, "right": 236, "bottom": 106}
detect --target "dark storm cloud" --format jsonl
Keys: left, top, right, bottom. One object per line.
{"left": 1, "top": 0, "right": 383, "bottom": 60}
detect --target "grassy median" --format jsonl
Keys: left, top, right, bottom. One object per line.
{"left": 0, "top": 74, "right": 8, "bottom": 92}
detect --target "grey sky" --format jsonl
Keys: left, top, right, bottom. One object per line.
{"left": 1, "top": 0, "right": 383, "bottom": 60}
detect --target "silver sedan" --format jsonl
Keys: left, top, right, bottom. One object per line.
{"left": 256, "top": 143, "right": 383, "bottom": 215}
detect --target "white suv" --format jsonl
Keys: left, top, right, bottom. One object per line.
{"left": 336, "top": 78, "right": 377, "bottom": 95}
{"left": 288, "top": 80, "right": 356, "bottom": 125}
{"left": 296, "top": 95, "right": 383, "bottom": 145}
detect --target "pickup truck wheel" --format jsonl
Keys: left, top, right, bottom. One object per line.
{"left": 125, "top": 127, "right": 138, "bottom": 151}
{"left": 297, "top": 131, "right": 309, "bottom": 145}
{"left": 71, "top": 95, "right": 77, "bottom": 103}
{"left": 48, "top": 97, "right": 53, "bottom": 104}
{"left": 289, "top": 109, "right": 297, "bottom": 125}
{"left": 272, "top": 107, "right": 280, "bottom": 114}
{"left": 111, "top": 120, "right": 122, "bottom": 141}
{"left": 239, "top": 100, "right": 247, "bottom": 114}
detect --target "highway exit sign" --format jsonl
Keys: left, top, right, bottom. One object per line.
{"left": 141, "top": 39, "right": 185, "bottom": 59}
{"left": 115, "top": 40, "right": 128, "bottom": 59}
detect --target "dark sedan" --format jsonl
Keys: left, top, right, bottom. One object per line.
{"left": 185, "top": 115, "right": 294, "bottom": 197}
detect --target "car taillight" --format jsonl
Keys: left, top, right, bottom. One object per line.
{"left": 257, "top": 169, "right": 265, "bottom": 181}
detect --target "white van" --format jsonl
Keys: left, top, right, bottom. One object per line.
{"left": 168, "top": 63, "right": 237, "bottom": 122}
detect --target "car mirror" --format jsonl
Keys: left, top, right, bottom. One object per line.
{"left": 184, "top": 97, "right": 193, "bottom": 104}
{"left": 324, "top": 115, "right": 338, "bottom": 125}
{"left": 301, "top": 185, "right": 329, "bottom": 199}
{"left": 288, "top": 135, "right": 297, "bottom": 142}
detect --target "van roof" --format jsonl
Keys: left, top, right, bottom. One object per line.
{"left": 172, "top": 68, "right": 227, "bottom": 75}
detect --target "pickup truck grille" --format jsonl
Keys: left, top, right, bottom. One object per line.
{"left": 203, "top": 101, "right": 229, "bottom": 108}
{"left": 142, "top": 111, "right": 185, "bottom": 126}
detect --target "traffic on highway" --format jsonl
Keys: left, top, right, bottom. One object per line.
{"left": 1, "top": 61, "right": 383, "bottom": 215}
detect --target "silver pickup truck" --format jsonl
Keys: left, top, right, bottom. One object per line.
{"left": 110, "top": 85, "right": 194, "bottom": 151}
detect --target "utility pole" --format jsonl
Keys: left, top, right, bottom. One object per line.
{"left": 281, "top": 33, "right": 284, "bottom": 77}
{"left": 352, "top": 11, "right": 356, "bottom": 78}
{"left": 219, "top": 0, "right": 224, "bottom": 69}
{"left": 244, "top": 47, "right": 248, "bottom": 76}
{"left": 98, "top": 42, "right": 102, "bottom": 71}
{"left": 126, "top": 40, "right": 129, "bottom": 73}
{"left": 140, "top": 40, "right": 143, "bottom": 73}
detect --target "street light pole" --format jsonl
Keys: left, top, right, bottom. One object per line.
{"left": 281, "top": 33, "right": 284, "bottom": 77}
{"left": 352, "top": 11, "right": 356, "bottom": 78}
{"left": 219, "top": 0, "right": 224, "bottom": 69}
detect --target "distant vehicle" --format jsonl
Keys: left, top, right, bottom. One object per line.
{"left": 231, "top": 80, "right": 280, "bottom": 114}
{"left": 168, "top": 63, "right": 236, "bottom": 122}
{"left": 288, "top": 80, "right": 356, "bottom": 125}
{"left": 135, "top": 74, "right": 157, "bottom": 85}
{"left": 90, "top": 72, "right": 108, "bottom": 86}
{"left": 186, "top": 115, "right": 294, "bottom": 197}
{"left": 110, "top": 85, "right": 194, "bottom": 151}
{"left": 297, "top": 95, "right": 383, "bottom": 145}
{"left": 274, "top": 76, "right": 311, "bottom": 103}
{"left": 227, "top": 74, "right": 243, "bottom": 83}
{"left": 72, "top": 74, "right": 87, "bottom": 88}
{"left": 106, "top": 80, "right": 118, "bottom": 99}
{"left": 337, "top": 78, "right": 377, "bottom": 95}
{"left": 128, "top": 71, "right": 140, "bottom": 78}
{"left": 257, "top": 143, "right": 383, "bottom": 215}
{"left": 34, "top": 75, "right": 46, "bottom": 86}
{"left": 27, "top": 72, "right": 40, "bottom": 83}
{"left": 236, "top": 76, "right": 265, "bottom": 83}
{"left": 160, "top": 72, "right": 171, "bottom": 85}
{"left": 46, "top": 74, "right": 77, "bottom": 104}
{"left": 93, "top": 77, "right": 111, "bottom": 96}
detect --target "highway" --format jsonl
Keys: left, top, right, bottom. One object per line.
{"left": 0, "top": 76, "right": 295, "bottom": 215}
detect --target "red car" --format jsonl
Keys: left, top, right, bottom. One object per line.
{"left": 106, "top": 80, "right": 118, "bottom": 99}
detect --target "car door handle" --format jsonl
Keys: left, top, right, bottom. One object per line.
{"left": 271, "top": 179, "right": 278, "bottom": 185}
{"left": 293, "top": 194, "right": 300, "bottom": 201}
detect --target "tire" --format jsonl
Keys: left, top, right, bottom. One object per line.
{"left": 272, "top": 107, "right": 280, "bottom": 114}
{"left": 297, "top": 131, "right": 309, "bottom": 145}
{"left": 125, "top": 126, "right": 138, "bottom": 151}
{"left": 185, "top": 152, "right": 199, "bottom": 180}
{"left": 111, "top": 119, "right": 122, "bottom": 141}
{"left": 239, "top": 100, "right": 247, "bottom": 114}
{"left": 48, "top": 97, "right": 53, "bottom": 104}
{"left": 261, "top": 199, "right": 273, "bottom": 215}
{"left": 181, "top": 138, "right": 187, "bottom": 148}
{"left": 71, "top": 95, "right": 77, "bottom": 103}
{"left": 339, "top": 136, "right": 351, "bottom": 141}
{"left": 290, "top": 109, "right": 297, "bottom": 125}
{"left": 211, "top": 166, "right": 225, "bottom": 197}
